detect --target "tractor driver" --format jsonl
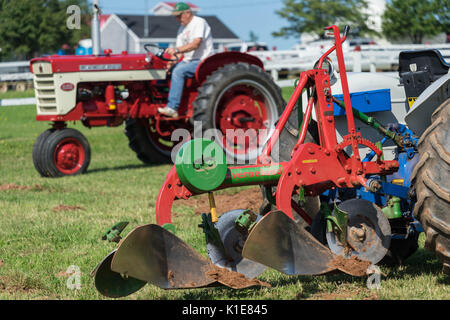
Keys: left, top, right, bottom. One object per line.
{"left": 158, "top": 2, "right": 214, "bottom": 118}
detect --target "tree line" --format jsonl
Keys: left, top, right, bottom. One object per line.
{"left": 274, "top": 0, "right": 449, "bottom": 44}
{"left": 0, "top": 0, "right": 89, "bottom": 61}
{"left": 0, "top": 0, "right": 448, "bottom": 61}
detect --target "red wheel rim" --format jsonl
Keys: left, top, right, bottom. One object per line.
{"left": 214, "top": 81, "right": 277, "bottom": 159}
{"left": 53, "top": 138, "right": 86, "bottom": 175}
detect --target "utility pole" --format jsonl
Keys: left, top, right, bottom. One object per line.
{"left": 144, "top": 0, "right": 149, "bottom": 38}
{"left": 92, "top": 0, "right": 102, "bottom": 56}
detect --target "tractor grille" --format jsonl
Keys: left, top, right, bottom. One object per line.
{"left": 32, "top": 62, "right": 57, "bottom": 114}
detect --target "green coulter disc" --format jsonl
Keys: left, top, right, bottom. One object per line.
{"left": 175, "top": 139, "right": 227, "bottom": 193}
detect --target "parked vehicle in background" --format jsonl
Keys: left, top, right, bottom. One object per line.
{"left": 224, "top": 42, "right": 269, "bottom": 53}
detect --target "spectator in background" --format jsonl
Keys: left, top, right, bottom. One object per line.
{"left": 157, "top": 2, "right": 213, "bottom": 118}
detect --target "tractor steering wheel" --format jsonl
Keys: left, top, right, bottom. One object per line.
{"left": 144, "top": 44, "right": 178, "bottom": 62}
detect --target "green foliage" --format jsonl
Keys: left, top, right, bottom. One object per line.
{"left": 382, "top": 0, "right": 444, "bottom": 44}
{"left": 0, "top": 0, "right": 90, "bottom": 60}
{"left": 248, "top": 31, "right": 259, "bottom": 43}
{"left": 273, "top": 0, "right": 377, "bottom": 40}
{"left": 435, "top": 0, "right": 450, "bottom": 32}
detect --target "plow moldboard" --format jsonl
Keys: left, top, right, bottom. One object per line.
{"left": 242, "top": 210, "right": 372, "bottom": 277}
{"left": 109, "top": 224, "right": 270, "bottom": 290}
{"left": 111, "top": 224, "right": 216, "bottom": 289}
{"left": 91, "top": 249, "right": 146, "bottom": 298}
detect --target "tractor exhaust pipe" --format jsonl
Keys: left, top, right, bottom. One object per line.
{"left": 91, "top": 0, "right": 102, "bottom": 56}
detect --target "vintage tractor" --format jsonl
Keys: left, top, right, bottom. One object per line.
{"left": 30, "top": 45, "right": 284, "bottom": 177}
{"left": 90, "top": 25, "right": 423, "bottom": 297}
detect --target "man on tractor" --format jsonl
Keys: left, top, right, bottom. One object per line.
{"left": 158, "top": 2, "right": 214, "bottom": 118}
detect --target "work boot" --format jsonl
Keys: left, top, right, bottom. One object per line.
{"left": 158, "top": 106, "right": 178, "bottom": 118}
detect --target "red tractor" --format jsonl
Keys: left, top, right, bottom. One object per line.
{"left": 30, "top": 45, "right": 284, "bottom": 177}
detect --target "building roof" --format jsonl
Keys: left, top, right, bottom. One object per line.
{"left": 99, "top": 14, "right": 110, "bottom": 28}
{"left": 116, "top": 15, "right": 239, "bottom": 40}
{"left": 152, "top": 1, "right": 200, "bottom": 15}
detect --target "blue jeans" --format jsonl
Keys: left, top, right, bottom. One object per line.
{"left": 167, "top": 59, "right": 201, "bottom": 111}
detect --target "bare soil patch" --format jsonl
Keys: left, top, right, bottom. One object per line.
{"left": 51, "top": 205, "right": 84, "bottom": 212}
{"left": 55, "top": 270, "right": 71, "bottom": 278}
{"left": 307, "top": 286, "right": 379, "bottom": 300}
{"left": 181, "top": 187, "right": 263, "bottom": 215}
{"left": 330, "top": 255, "right": 372, "bottom": 277}
{"left": 205, "top": 264, "right": 271, "bottom": 289}
{"left": 0, "top": 276, "right": 37, "bottom": 294}
{"left": 0, "top": 183, "right": 44, "bottom": 191}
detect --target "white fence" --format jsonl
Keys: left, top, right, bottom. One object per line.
{"left": 0, "top": 61, "right": 33, "bottom": 92}
{"left": 1, "top": 43, "right": 450, "bottom": 89}
{"left": 250, "top": 43, "right": 450, "bottom": 81}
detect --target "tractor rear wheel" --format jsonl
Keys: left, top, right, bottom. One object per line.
{"left": 124, "top": 118, "right": 172, "bottom": 165}
{"left": 38, "top": 128, "right": 91, "bottom": 177}
{"left": 411, "top": 98, "right": 450, "bottom": 274}
{"left": 193, "top": 62, "right": 284, "bottom": 164}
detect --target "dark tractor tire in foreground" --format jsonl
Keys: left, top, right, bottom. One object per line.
{"left": 33, "top": 129, "right": 55, "bottom": 177}
{"left": 411, "top": 98, "right": 450, "bottom": 274}
{"left": 193, "top": 62, "right": 284, "bottom": 164}
{"left": 124, "top": 118, "right": 172, "bottom": 165}
{"left": 37, "top": 128, "right": 91, "bottom": 177}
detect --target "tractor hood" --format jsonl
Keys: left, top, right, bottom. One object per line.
{"left": 30, "top": 52, "right": 166, "bottom": 74}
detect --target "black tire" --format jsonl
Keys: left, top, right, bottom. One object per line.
{"left": 33, "top": 129, "right": 54, "bottom": 177}
{"left": 124, "top": 118, "right": 172, "bottom": 165}
{"left": 411, "top": 98, "right": 450, "bottom": 274}
{"left": 40, "top": 128, "right": 91, "bottom": 177}
{"left": 193, "top": 62, "right": 284, "bottom": 164}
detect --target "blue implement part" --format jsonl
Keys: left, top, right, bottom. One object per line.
{"left": 333, "top": 89, "right": 391, "bottom": 116}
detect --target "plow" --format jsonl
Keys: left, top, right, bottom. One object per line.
{"left": 91, "top": 25, "right": 450, "bottom": 297}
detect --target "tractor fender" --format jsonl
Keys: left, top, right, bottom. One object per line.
{"left": 404, "top": 73, "right": 450, "bottom": 138}
{"left": 195, "top": 51, "right": 264, "bottom": 84}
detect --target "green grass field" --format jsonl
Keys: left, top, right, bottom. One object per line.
{"left": 0, "top": 97, "right": 448, "bottom": 300}
{"left": 0, "top": 89, "right": 35, "bottom": 100}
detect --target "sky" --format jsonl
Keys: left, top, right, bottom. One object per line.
{"left": 94, "top": 0, "right": 299, "bottom": 50}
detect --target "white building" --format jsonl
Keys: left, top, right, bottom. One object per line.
{"left": 100, "top": 2, "right": 240, "bottom": 54}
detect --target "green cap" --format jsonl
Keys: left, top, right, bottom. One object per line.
{"left": 172, "top": 2, "right": 191, "bottom": 15}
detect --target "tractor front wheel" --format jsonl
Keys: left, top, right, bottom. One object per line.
{"left": 34, "top": 128, "right": 91, "bottom": 177}
{"left": 33, "top": 129, "right": 55, "bottom": 177}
